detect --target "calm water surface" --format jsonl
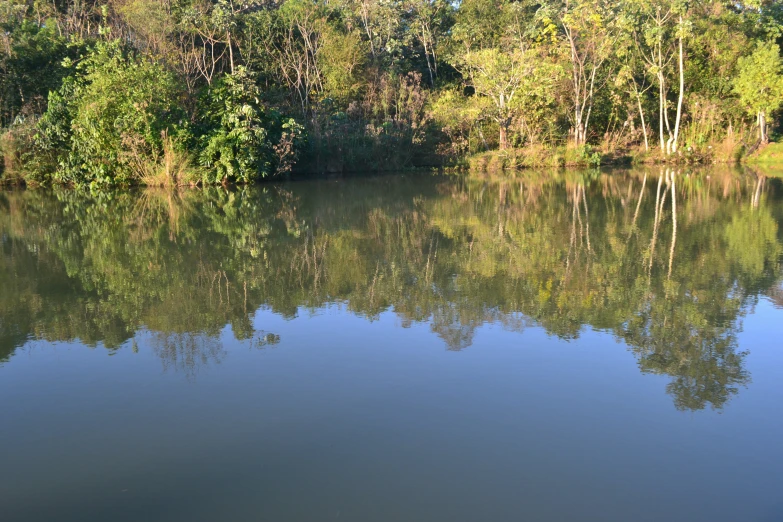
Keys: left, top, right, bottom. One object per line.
{"left": 1, "top": 169, "right": 782, "bottom": 522}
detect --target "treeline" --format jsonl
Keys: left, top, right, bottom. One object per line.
{"left": 1, "top": 0, "right": 783, "bottom": 185}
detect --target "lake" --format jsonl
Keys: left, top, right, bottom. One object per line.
{"left": 1, "top": 169, "right": 782, "bottom": 522}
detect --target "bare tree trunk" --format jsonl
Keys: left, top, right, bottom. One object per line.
{"left": 671, "top": 17, "right": 685, "bottom": 154}
{"left": 499, "top": 124, "right": 508, "bottom": 150}
{"left": 582, "top": 66, "right": 598, "bottom": 146}
{"left": 662, "top": 72, "right": 674, "bottom": 154}
{"left": 360, "top": 3, "right": 375, "bottom": 60}
{"left": 658, "top": 73, "right": 666, "bottom": 153}
{"left": 760, "top": 110, "right": 768, "bottom": 144}
{"left": 637, "top": 93, "right": 649, "bottom": 151}
{"left": 641, "top": 6, "right": 675, "bottom": 155}
{"left": 421, "top": 26, "right": 435, "bottom": 87}
{"left": 757, "top": 111, "right": 762, "bottom": 140}
{"left": 227, "top": 31, "right": 234, "bottom": 75}
{"left": 420, "top": 23, "right": 436, "bottom": 87}
{"left": 477, "top": 125, "right": 489, "bottom": 151}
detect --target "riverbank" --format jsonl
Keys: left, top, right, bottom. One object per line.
{"left": 3, "top": 138, "right": 780, "bottom": 187}
{"left": 745, "top": 141, "right": 783, "bottom": 164}
{"left": 464, "top": 138, "right": 757, "bottom": 174}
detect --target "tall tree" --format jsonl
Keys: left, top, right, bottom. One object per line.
{"left": 456, "top": 46, "right": 557, "bottom": 149}
{"left": 558, "top": 0, "right": 620, "bottom": 145}
{"left": 734, "top": 41, "right": 783, "bottom": 144}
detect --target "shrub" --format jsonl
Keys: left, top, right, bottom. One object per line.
{"left": 198, "top": 67, "right": 304, "bottom": 183}
{"left": 33, "top": 40, "right": 188, "bottom": 186}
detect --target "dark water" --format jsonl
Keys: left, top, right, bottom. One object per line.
{"left": 1, "top": 169, "right": 782, "bottom": 522}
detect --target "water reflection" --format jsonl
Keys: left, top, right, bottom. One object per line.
{"left": 1, "top": 168, "right": 781, "bottom": 410}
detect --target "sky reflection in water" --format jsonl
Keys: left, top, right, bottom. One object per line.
{"left": 1, "top": 169, "right": 782, "bottom": 522}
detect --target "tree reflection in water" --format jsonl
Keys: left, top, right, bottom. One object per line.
{"left": 1, "top": 168, "right": 781, "bottom": 410}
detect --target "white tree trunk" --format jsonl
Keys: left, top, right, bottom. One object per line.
{"left": 658, "top": 74, "right": 666, "bottom": 153}
{"left": 637, "top": 93, "right": 649, "bottom": 151}
{"left": 671, "top": 16, "right": 685, "bottom": 154}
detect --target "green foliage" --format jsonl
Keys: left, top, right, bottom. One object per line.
{"left": 198, "top": 67, "right": 304, "bottom": 183}
{"left": 430, "top": 88, "right": 486, "bottom": 159}
{"left": 747, "top": 141, "right": 783, "bottom": 164}
{"left": 454, "top": 46, "right": 560, "bottom": 148}
{"left": 0, "top": 17, "right": 80, "bottom": 126}
{"left": 318, "top": 24, "right": 367, "bottom": 104}
{"left": 468, "top": 144, "right": 601, "bottom": 171}
{"left": 725, "top": 206, "right": 783, "bottom": 281}
{"left": 3, "top": 0, "right": 783, "bottom": 179}
{"left": 34, "top": 40, "right": 187, "bottom": 186}
{"left": 734, "top": 41, "right": 783, "bottom": 118}
{"left": 448, "top": 0, "right": 510, "bottom": 51}
{"left": 0, "top": 115, "right": 39, "bottom": 183}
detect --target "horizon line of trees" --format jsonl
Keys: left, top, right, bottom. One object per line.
{"left": 2, "top": 0, "right": 783, "bottom": 185}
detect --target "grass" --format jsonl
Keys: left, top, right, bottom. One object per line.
{"left": 135, "top": 134, "right": 201, "bottom": 187}
{"left": 741, "top": 141, "right": 783, "bottom": 178}
{"left": 0, "top": 121, "right": 38, "bottom": 185}
{"left": 745, "top": 141, "right": 783, "bottom": 164}
{"left": 464, "top": 137, "right": 751, "bottom": 174}
{"left": 467, "top": 144, "right": 602, "bottom": 173}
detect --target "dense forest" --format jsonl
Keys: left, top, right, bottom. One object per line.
{"left": 1, "top": 0, "right": 783, "bottom": 185}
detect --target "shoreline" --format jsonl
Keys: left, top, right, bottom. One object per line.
{"left": 3, "top": 142, "right": 782, "bottom": 188}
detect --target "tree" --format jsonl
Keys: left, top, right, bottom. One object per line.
{"left": 734, "top": 41, "right": 783, "bottom": 143}
{"left": 615, "top": 16, "right": 654, "bottom": 152}
{"left": 456, "top": 47, "right": 557, "bottom": 149}
{"left": 629, "top": 0, "right": 684, "bottom": 154}
{"left": 448, "top": 0, "right": 509, "bottom": 53}
{"left": 558, "top": 0, "right": 620, "bottom": 146}
{"left": 198, "top": 67, "right": 303, "bottom": 183}
{"left": 408, "top": 0, "right": 452, "bottom": 87}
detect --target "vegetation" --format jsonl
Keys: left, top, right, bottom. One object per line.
{"left": 2, "top": 170, "right": 781, "bottom": 409}
{"left": 734, "top": 41, "right": 783, "bottom": 145}
{"left": 1, "top": 0, "right": 783, "bottom": 183}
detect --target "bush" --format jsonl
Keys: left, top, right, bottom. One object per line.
{"left": 33, "top": 40, "right": 188, "bottom": 186}
{"left": 198, "top": 67, "right": 304, "bottom": 183}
